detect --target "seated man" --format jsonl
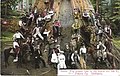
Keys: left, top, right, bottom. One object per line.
{"left": 13, "top": 40, "right": 20, "bottom": 62}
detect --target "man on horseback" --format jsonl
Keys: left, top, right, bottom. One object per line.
{"left": 32, "top": 25, "right": 44, "bottom": 40}
{"left": 13, "top": 39, "right": 20, "bottom": 62}
{"left": 13, "top": 30, "right": 25, "bottom": 44}
{"left": 96, "top": 41, "right": 107, "bottom": 61}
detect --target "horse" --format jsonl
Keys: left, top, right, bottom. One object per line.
{"left": 3, "top": 42, "right": 31, "bottom": 68}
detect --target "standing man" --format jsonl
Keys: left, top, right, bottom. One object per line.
{"left": 36, "top": 14, "right": 45, "bottom": 27}
{"left": 97, "top": 26, "right": 103, "bottom": 41}
{"left": 32, "top": 25, "right": 44, "bottom": 40}
{"left": 33, "top": 6, "right": 38, "bottom": 23}
{"left": 79, "top": 43, "right": 87, "bottom": 62}
{"left": 96, "top": 41, "right": 107, "bottom": 61}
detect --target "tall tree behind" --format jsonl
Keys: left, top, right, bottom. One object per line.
{"left": 110, "top": 0, "right": 120, "bottom": 35}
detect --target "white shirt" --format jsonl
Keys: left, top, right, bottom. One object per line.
{"left": 51, "top": 52, "right": 58, "bottom": 63}
{"left": 104, "top": 27, "right": 108, "bottom": 32}
{"left": 71, "top": 53, "right": 80, "bottom": 62}
{"left": 98, "top": 29, "right": 103, "bottom": 34}
{"left": 79, "top": 47, "right": 87, "bottom": 54}
{"left": 34, "top": 27, "right": 40, "bottom": 33}
{"left": 13, "top": 41, "right": 19, "bottom": 48}
{"left": 97, "top": 43, "right": 106, "bottom": 51}
{"left": 48, "top": 10, "right": 54, "bottom": 16}
{"left": 104, "top": 26, "right": 111, "bottom": 35}
{"left": 43, "top": 31, "right": 50, "bottom": 36}
{"left": 34, "top": 9, "right": 37, "bottom": 13}
{"left": 29, "top": 14, "right": 34, "bottom": 19}
{"left": 83, "top": 12, "right": 90, "bottom": 18}
{"left": 44, "top": 14, "right": 52, "bottom": 20}
{"left": 36, "top": 17, "right": 44, "bottom": 24}
{"left": 13, "top": 32, "right": 24, "bottom": 39}
{"left": 19, "top": 20, "right": 23, "bottom": 27}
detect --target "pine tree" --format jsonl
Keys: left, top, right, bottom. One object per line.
{"left": 110, "top": 0, "right": 120, "bottom": 22}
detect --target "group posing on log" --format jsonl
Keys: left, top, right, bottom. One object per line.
{"left": 3, "top": 3, "right": 119, "bottom": 70}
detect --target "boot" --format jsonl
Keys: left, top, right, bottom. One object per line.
{"left": 13, "top": 56, "right": 18, "bottom": 62}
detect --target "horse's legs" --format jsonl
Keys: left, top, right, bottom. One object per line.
{"left": 4, "top": 50, "right": 11, "bottom": 67}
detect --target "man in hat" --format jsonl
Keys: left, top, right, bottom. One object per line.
{"left": 82, "top": 9, "right": 90, "bottom": 25}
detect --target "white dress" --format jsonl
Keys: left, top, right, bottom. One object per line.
{"left": 58, "top": 53, "right": 67, "bottom": 69}
{"left": 51, "top": 52, "right": 58, "bottom": 63}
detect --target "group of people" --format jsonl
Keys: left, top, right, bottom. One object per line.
{"left": 50, "top": 43, "right": 87, "bottom": 69}
{"left": 11, "top": 4, "right": 114, "bottom": 69}
{"left": 72, "top": 7, "right": 113, "bottom": 63}
{"left": 12, "top": 5, "right": 63, "bottom": 69}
